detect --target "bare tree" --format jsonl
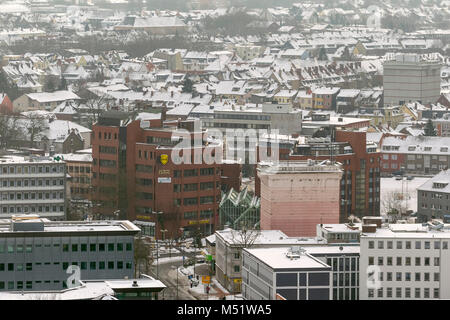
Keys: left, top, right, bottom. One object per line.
{"left": 25, "top": 114, "right": 47, "bottom": 148}
{"left": 82, "top": 96, "right": 108, "bottom": 128}
{"left": 0, "top": 114, "right": 25, "bottom": 149}
{"left": 134, "top": 236, "right": 153, "bottom": 278}
{"left": 229, "top": 226, "right": 261, "bottom": 249}
{"left": 382, "top": 190, "right": 411, "bottom": 222}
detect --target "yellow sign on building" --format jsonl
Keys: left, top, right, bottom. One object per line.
{"left": 160, "top": 154, "right": 168, "bottom": 165}
{"left": 202, "top": 276, "right": 211, "bottom": 284}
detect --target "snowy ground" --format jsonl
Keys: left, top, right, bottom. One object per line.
{"left": 151, "top": 256, "right": 184, "bottom": 265}
{"left": 380, "top": 176, "right": 429, "bottom": 214}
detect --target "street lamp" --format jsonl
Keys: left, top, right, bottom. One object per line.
{"left": 171, "top": 265, "right": 179, "bottom": 299}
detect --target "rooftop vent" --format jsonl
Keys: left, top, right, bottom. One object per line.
{"left": 132, "top": 280, "right": 138, "bottom": 287}
{"left": 286, "top": 246, "right": 305, "bottom": 260}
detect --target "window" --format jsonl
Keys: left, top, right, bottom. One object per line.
{"left": 425, "top": 241, "right": 430, "bottom": 249}
{"left": 424, "top": 257, "right": 430, "bottom": 266}
{"left": 99, "top": 244, "right": 105, "bottom": 252}
{"left": 396, "top": 241, "right": 402, "bottom": 249}
{"left": 406, "top": 241, "right": 411, "bottom": 249}
{"left": 63, "top": 244, "right": 69, "bottom": 252}
{"left": 434, "top": 257, "right": 440, "bottom": 266}
{"left": 415, "top": 288, "right": 421, "bottom": 298}
{"left": 434, "top": 288, "right": 440, "bottom": 299}
{"left": 405, "top": 272, "right": 411, "bottom": 281}
{"left": 234, "top": 265, "right": 240, "bottom": 272}
{"left": 108, "top": 261, "right": 114, "bottom": 269}
{"left": 415, "top": 273, "right": 421, "bottom": 281}
{"left": 81, "top": 244, "right": 87, "bottom": 252}
{"left": 424, "top": 288, "right": 430, "bottom": 298}
{"left": 377, "top": 257, "right": 383, "bottom": 266}
{"left": 117, "top": 243, "right": 123, "bottom": 251}
{"left": 434, "top": 273, "right": 440, "bottom": 281}
{"left": 387, "top": 288, "right": 392, "bottom": 298}
{"left": 99, "top": 262, "right": 105, "bottom": 270}
{"left": 396, "top": 257, "right": 402, "bottom": 266}
{"left": 415, "top": 257, "right": 421, "bottom": 266}
{"left": 444, "top": 242, "right": 448, "bottom": 249}
{"left": 90, "top": 262, "right": 96, "bottom": 270}
{"left": 405, "top": 288, "right": 411, "bottom": 298}
{"left": 434, "top": 241, "right": 440, "bottom": 249}
{"left": 126, "top": 243, "right": 132, "bottom": 251}
{"left": 387, "top": 272, "right": 392, "bottom": 281}
{"left": 117, "top": 261, "right": 123, "bottom": 269}
{"left": 387, "top": 241, "right": 393, "bottom": 249}
{"left": 396, "top": 272, "right": 402, "bottom": 281}
{"left": 378, "top": 241, "right": 384, "bottom": 249}
{"left": 415, "top": 241, "right": 421, "bottom": 249}
{"left": 387, "top": 257, "right": 392, "bottom": 266}
{"left": 368, "top": 241, "right": 374, "bottom": 249}
{"left": 108, "top": 243, "right": 114, "bottom": 251}
{"left": 405, "top": 257, "right": 411, "bottom": 266}
{"left": 90, "top": 244, "right": 96, "bottom": 252}
{"left": 72, "top": 244, "right": 78, "bottom": 252}
{"left": 396, "top": 288, "right": 402, "bottom": 298}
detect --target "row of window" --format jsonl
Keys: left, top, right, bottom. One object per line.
{"left": 173, "top": 182, "right": 216, "bottom": 192}
{"left": 0, "top": 165, "right": 64, "bottom": 175}
{"left": 368, "top": 256, "right": 440, "bottom": 267}
{"left": 99, "top": 146, "right": 117, "bottom": 154}
{"left": 0, "top": 205, "right": 64, "bottom": 215}
{"left": 95, "top": 131, "right": 117, "bottom": 141}
{"left": 368, "top": 240, "right": 447, "bottom": 250}
{"left": 1, "top": 192, "right": 64, "bottom": 201}
{"left": 67, "top": 166, "right": 91, "bottom": 174}
{"left": 0, "top": 242, "right": 132, "bottom": 253}
{"left": 0, "top": 179, "right": 64, "bottom": 188}
{"left": 368, "top": 287, "right": 439, "bottom": 299}
{"left": 374, "top": 271, "right": 440, "bottom": 282}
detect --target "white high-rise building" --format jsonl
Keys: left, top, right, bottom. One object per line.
{"left": 0, "top": 156, "right": 66, "bottom": 220}
{"left": 360, "top": 220, "right": 450, "bottom": 300}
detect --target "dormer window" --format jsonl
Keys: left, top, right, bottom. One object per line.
{"left": 441, "top": 147, "right": 448, "bottom": 152}
{"left": 424, "top": 147, "right": 432, "bottom": 151}
{"left": 408, "top": 146, "right": 416, "bottom": 151}
{"left": 433, "top": 182, "right": 448, "bottom": 189}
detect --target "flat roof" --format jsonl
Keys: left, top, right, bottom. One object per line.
{"left": 244, "top": 247, "right": 330, "bottom": 270}
{"left": 0, "top": 219, "right": 140, "bottom": 234}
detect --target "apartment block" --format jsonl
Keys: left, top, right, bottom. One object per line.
{"left": 417, "top": 170, "right": 450, "bottom": 221}
{"left": 360, "top": 220, "right": 450, "bottom": 300}
{"left": 383, "top": 54, "right": 441, "bottom": 107}
{"left": 0, "top": 156, "right": 66, "bottom": 220}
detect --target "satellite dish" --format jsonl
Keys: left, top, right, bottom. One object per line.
{"left": 339, "top": 246, "right": 343, "bottom": 251}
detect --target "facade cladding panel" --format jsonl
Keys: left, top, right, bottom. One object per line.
{"left": 308, "top": 288, "right": 330, "bottom": 300}
{"left": 276, "top": 273, "right": 298, "bottom": 287}
{"left": 309, "top": 272, "right": 330, "bottom": 286}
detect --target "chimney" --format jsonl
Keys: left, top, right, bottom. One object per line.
{"left": 362, "top": 224, "right": 377, "bottom": 233}
{"left": 161, "top": 104, "right": 167, "bottom": 122}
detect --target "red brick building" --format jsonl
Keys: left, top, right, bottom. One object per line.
{"left": 92, "top": 112, "right": 240, "bottom": 239}
{"left": 0, "top": 94, "right": 13, "bottom": 114}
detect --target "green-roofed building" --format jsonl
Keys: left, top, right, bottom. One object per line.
{"left": 219, "top": 187, "right": 260, "bottom": 230}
